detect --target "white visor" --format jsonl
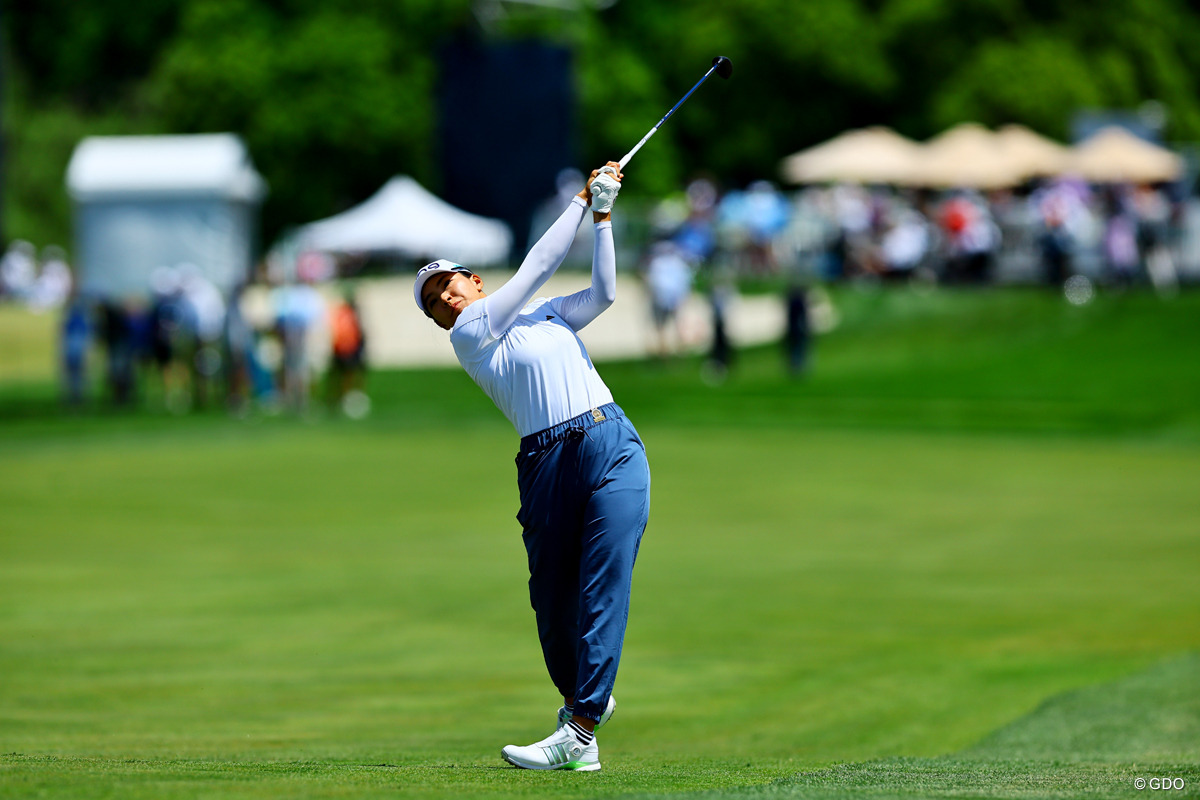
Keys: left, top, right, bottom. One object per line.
{"left": 413, "top": 259, "right": 472, "bottom": 316}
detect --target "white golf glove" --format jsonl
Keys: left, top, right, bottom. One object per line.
{"left": 590, "top": 166, "right": 621, "bottom": 214}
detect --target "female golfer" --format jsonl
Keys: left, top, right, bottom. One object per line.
{"left": 414, "top": 163, "right": 649, "bottom": 772}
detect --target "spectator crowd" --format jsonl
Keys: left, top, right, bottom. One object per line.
{"left": 1, "top": 243, "right": 368, "bottom": 417}
{"left": 642, "top": 176, "right": 1192, "bottom": 293}
{"left": 631, "top": 173, "right": 1193, "bottom": 374}
{"left": 2, "top": 166, "right": 1193, "bottom": 409}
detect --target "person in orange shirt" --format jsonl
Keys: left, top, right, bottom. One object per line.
{"left": 328, "top": 290, "right": 367, "bottom": 414}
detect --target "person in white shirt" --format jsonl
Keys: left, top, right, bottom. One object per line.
{"left": 414, "top": 163, "right": 649, "bottom": 772}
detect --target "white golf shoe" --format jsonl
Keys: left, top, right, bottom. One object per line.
{"left": 501, "top": 726, "right": 600, "bottom": 771}
{"left": 556, "top": 695, "right": 616, "bottom": 731}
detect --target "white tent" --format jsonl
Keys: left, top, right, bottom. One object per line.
{"left": 297, "top": 176, "right": 512, "bottom": 266}
{"left": 66, "top": 133, "right": 266, "bottom": 299}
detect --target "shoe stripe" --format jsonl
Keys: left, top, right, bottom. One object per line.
{"left": 542, "top": 743, "right": 567, "bottom": 765}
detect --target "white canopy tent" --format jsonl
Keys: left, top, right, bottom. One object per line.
{"left": 66, "top": 133, "right": 266, "bottom": 299}
{"left": 296, "top": 176, "right": 512, "bottom": 267}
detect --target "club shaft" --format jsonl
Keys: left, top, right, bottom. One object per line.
{"left": 619, "top": 63, "right": 719, "bottom": 170}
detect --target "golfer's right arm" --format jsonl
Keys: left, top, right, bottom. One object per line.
{"left": 486, "top": 197, "right": 589, "bottom": 337}
{"left": 555, "top": 220, "right": 615, "bottom": 331}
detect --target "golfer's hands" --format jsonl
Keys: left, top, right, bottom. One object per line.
{"left": 587, "top": 161, "right": 624, "bottom": 219}
{"left": 577, "top": 162, "right": 624, "bottom": 203}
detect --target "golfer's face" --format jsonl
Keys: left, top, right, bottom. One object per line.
{"left": 424, "top": 272, "right": 483, "bottom": 330}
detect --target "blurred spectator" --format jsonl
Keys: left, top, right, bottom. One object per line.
{"left": 877, "top": 206, "right": 931, "bottom": 280}
{"left": 271, "top": 278, "right": 326, "bottom": 413}
{"left": 249, "top": 325, "right": 283, "bottom": 411}
{"left": 939, "top": 191, "right": 999, "bottom": 283}
{"left": 327, "top": 289, "right": 369, "bottom": 417}
{"left": 178, "top": 264, "right": 227, "bottom": 409}
{"left": 1134, "top": 184, "right": 1179, "bottom": 295}
{"left": 673, "top": 178, "right": 719, "bottom": 264}
{"left": 147, "top": 267, "right": 187, "bottom": 412}
{"left": 1101, "top": 186, "right": 1140, "bottom": 287}
{"left": 704, "top": 260, "right": 737, "bottom": 383}
{"left": 1, "top": 240, "right": 37, "bottom": 301}
{"left": 642, "top": 241, "right": 694, "bottom": 359}
{"left": 776, "top": 189, "right": 831, "bottom": 375}
{"left": 60, "top": 293, "right": 90, "bottom": 407}
{"left": 224, "top": 282, "right": 255, "bottom": 415}
{"left": 830, "top": 184, "right": 873, "bottom": 278}
{"left": 778, "top": 189, "right": 835, "bottom": 273}
{"left": 784, "top": 282, "right": 809, "bottom": 377}
{"left": 1035, "top": 199, "right": 1071, "bottom": 286}
{"left": 1030, "top": 179, "right": 1092, "bottom": 287}
{"left": 29, "top": 246, "right": 73, "bottom": 311}
{"left": 718, "top": 181, "right": 791, "bottom": 274}
{"left": 100, "top": 300, "right": 137, "bottom": 407}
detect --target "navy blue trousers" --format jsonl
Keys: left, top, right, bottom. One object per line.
{"left": 515, "top": 403, "right": 650, "bottom": 723}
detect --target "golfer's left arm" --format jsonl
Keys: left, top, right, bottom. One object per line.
{"left": 557, "top": 163, "right": 622, "bottom": 330}
{"left": 485, "top": 197, "right": 588, "bottom": 338}
{"left": 555, "top": 219, "right": 616, "bottom": 331}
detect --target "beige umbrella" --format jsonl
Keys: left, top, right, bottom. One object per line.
{"left": 1067, "top": 126, "right": 1183, "bottom": 183}
{"left": 905, "top": 122, "right": 1017, "bottom": 189}
{"left": 994, "top": 124, "right": 1072, "bottom": 182}
{"left": 780, "top": 126, "right": 922, "bottom": 185}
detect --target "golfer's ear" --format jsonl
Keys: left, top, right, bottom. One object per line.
{"left": 472, "top": 274, "right": 485, "bottom": 290}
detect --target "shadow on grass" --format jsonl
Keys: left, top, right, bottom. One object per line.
{"left": 718, "top": 653, "right": 1200, "bottom": 799}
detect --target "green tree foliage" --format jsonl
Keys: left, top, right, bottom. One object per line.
{"left": 143, "top": 0, "right": 472, "bottom": 238}
{"left": 4, "top": 0, "right": 1200, "bottom": 251}
{"left": 583, "top": 0, "right": 894, "bottom": 189}
{"left": 930, "top": 37, "right": 1103, "bottom": 138}
{"left": 880, "top": 0, "right": 1200, "bottom": 139}
{"left": 5, "top": 0, "right": 181, "bottom": 109}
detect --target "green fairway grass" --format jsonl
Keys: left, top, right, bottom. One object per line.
{"left": 2, "top": 286, "right": 1199, "bottom": 798}
{"left": 720, "top": 654, "right": 1200, "bottom": 798}
{"left": 0, "top": 305, "right": 57, "bottom": 384}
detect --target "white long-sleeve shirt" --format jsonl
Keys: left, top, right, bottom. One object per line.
{"left": 451, "top": 196, "right": 617, "bottom": 436}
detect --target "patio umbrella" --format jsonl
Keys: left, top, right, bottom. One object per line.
{"left": 780, "top": 126, "right": 922, "bottom": 185}
{"left": 1066, "top": 126, "right": 1184, "bottom": 183}
{"left": 994, "top": 124, "right": 1072, "bottom": 182}
{"left": 905, "top": 122, "right": 1016, "bottom": 190}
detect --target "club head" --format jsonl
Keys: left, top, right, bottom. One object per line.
{"left": 712, "top": 56, "right": 733, "bottom": 79}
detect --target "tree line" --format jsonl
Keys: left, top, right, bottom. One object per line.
{"left": 5, "top": 0, "right": 1199, "bottom": 251}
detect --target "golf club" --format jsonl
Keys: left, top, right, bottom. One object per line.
{"left": 618, "top": 56, "right": 733, "bottom": 170}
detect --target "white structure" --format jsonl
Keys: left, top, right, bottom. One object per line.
{"left": 66, "top": 133, "right": 266, "bottom": 299}
{"left": 295, "top": 176, "right": 512, "bottom": 267}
